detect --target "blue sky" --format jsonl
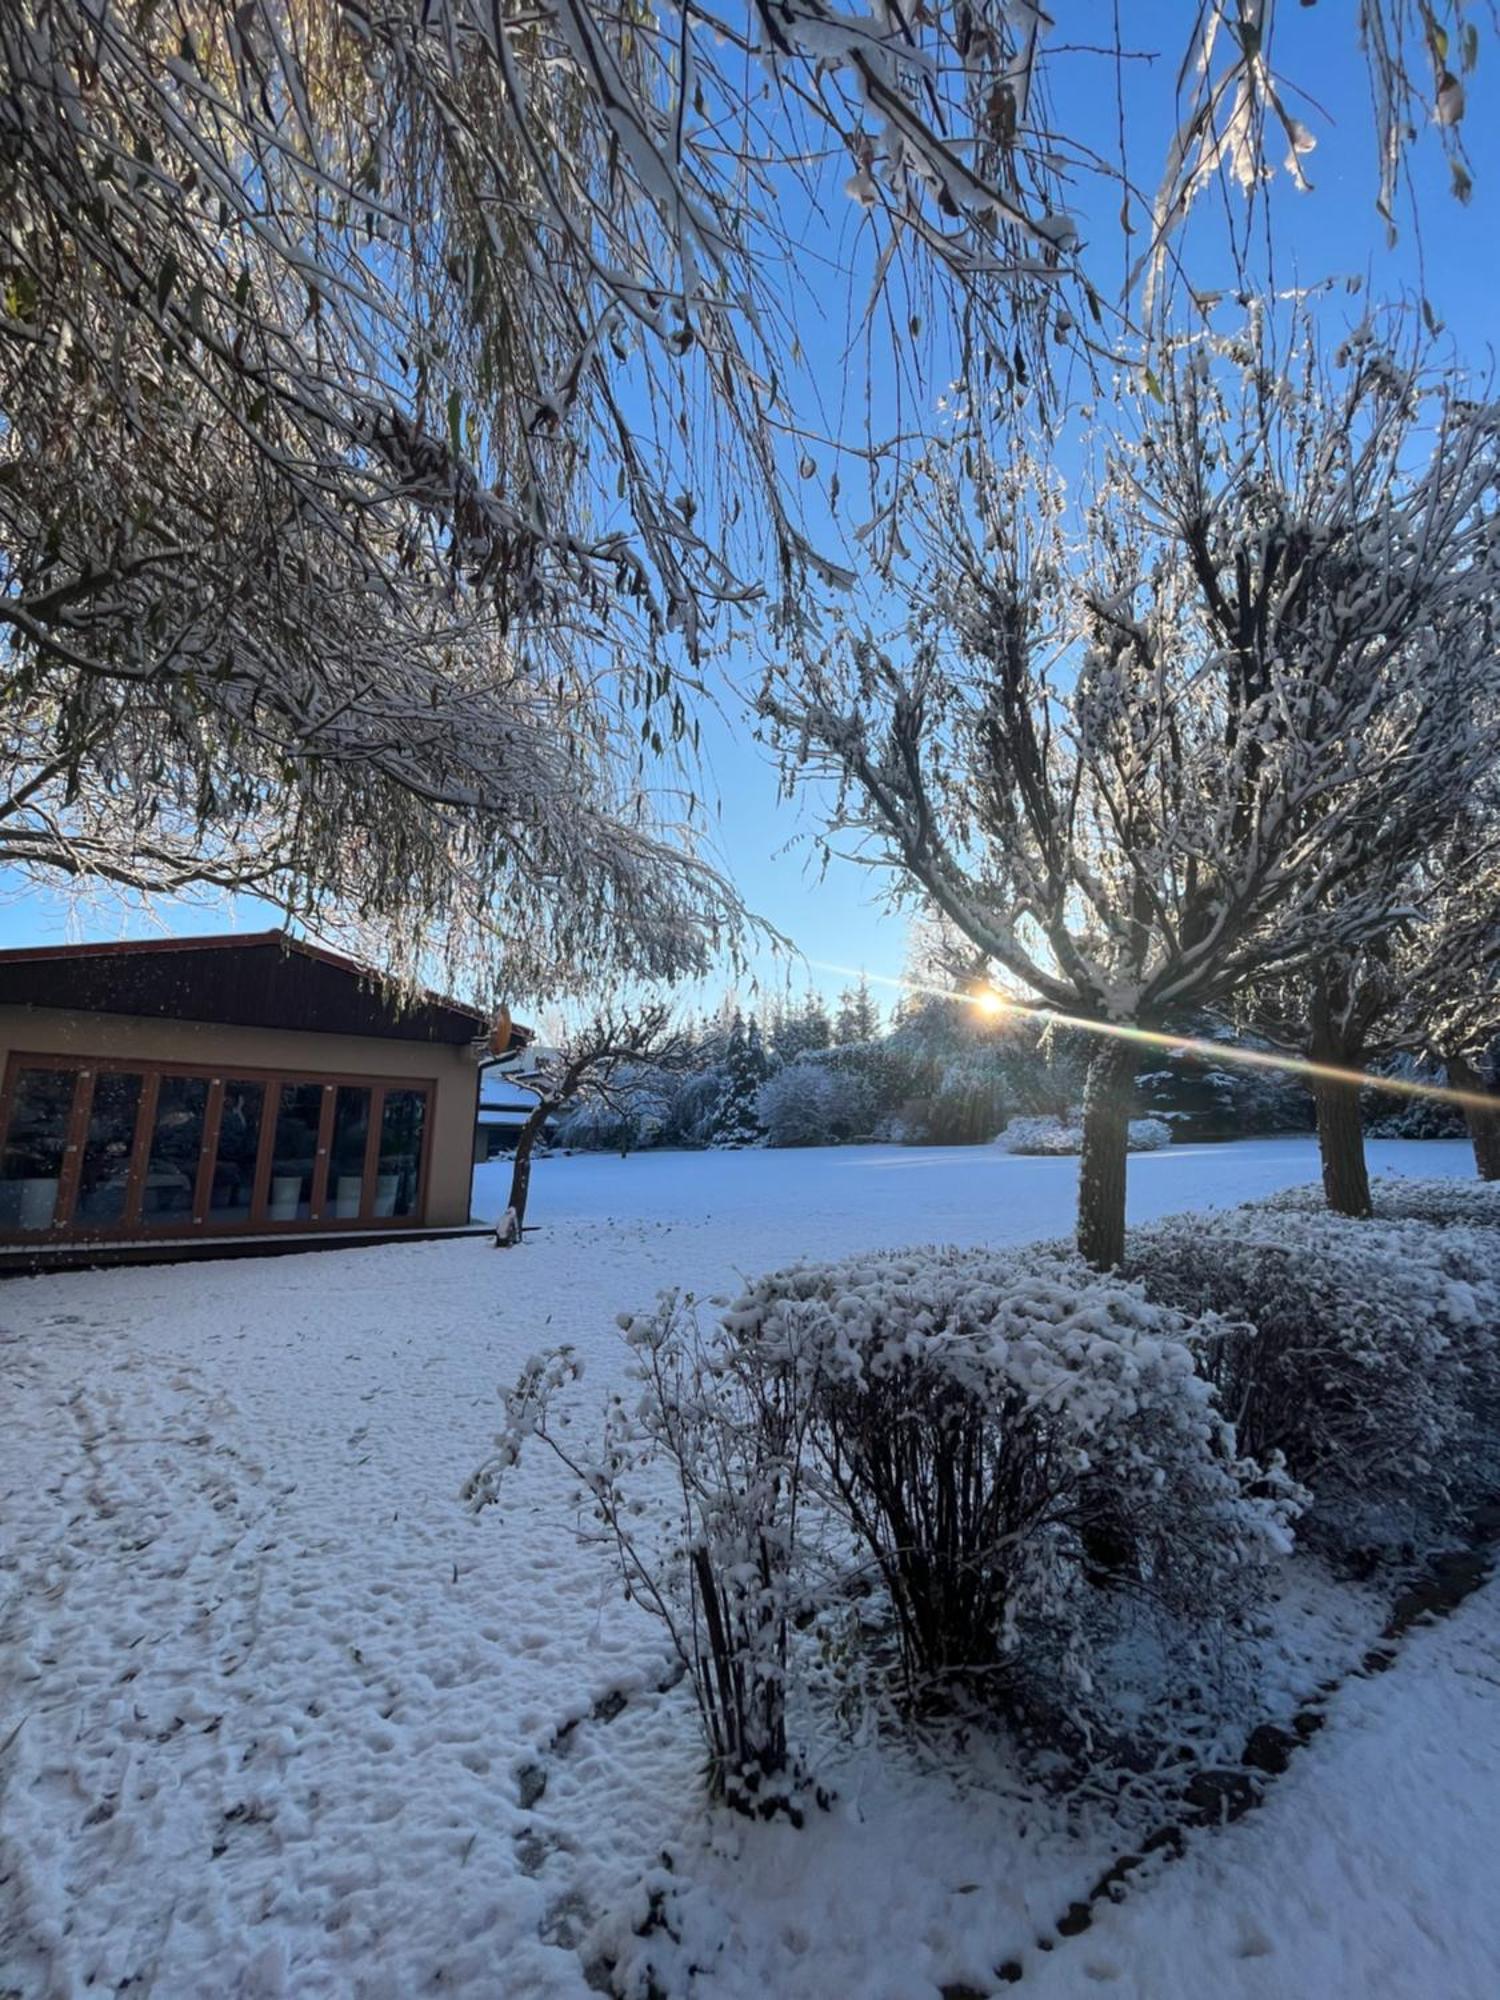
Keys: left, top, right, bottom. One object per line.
{"left": 5, "top": 6, "right": 1496, "bottom": 1011}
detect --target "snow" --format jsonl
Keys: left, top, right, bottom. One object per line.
{"left": 1019, "top": 1577, "right": 1500, "bottom": 2000}
{"left": 480, "top": 1133, "right": 1479, "bottom": 1258}
{"left": 1, "top": 1136, "right": 1494, "bottom": 1998}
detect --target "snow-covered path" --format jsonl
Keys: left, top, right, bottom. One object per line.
{"left": 1020, "top": 1573, "right": 1500, "bottom": 1999}
{"left": 2, "top": 1137, "right": 1494, "bottom": 1997}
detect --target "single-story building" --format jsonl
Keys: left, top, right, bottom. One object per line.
{"left": 473, "top": 1058, "right": 559, "bottom": 1161}
{"left": 0, "top": 930, "right": 523, "bottom": 1264}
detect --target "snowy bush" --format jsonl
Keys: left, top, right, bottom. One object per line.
{"left": 662, "top": 1066, "right": 728, "bottom": 1149}
{"left": 553, "top": 1088, "right": 665, "bottom": 1153}
{"left": 917, "top": 1058, "right": 1015, "bottom": 1146}
{"left": 996, "top": 1113, "right": 1172, "bottom": 1155}
{"left": 723, "top": 1246, "right": 1299, "bottom": 1703}
{"left": 756, "top": 1058, "right": 874, "bottom": 1148}
{"left": 1127, "top": 1115, "right": 1175, "bottom": 1152}
{"left": 1363, "top": 1056, "right": 1468, "bottom": 1139}
{"left": 1260, "top": 1175, "right": 1500, "bottom": 1232}
{"left": 993, "top": 1114, "right": 1081, "bottom": 1154}
{"left": 1134, "top": 1030, "right": 1315, "bottom": 1141}
{"left": 467, "top": 1312, "right": 825, "bottom": 1822}
{"left": 472, "top": 1245, "right": 1303, "bottom": 1811}
{"left": 1128, "top": 1205, "right": 1500, "bottom": 1553}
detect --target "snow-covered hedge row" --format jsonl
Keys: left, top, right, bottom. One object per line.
{"left": 722, "top": 1245, "right": 1298, "bottom": 1698}
{"left": 1259, "top": 1175, "right": 1500, "bottom": 1231}
{"left": 995, "top": 1113, "right": 1173, "bottom": 1155}
{"left": 1128, "top": 1204, "right": 1500, "bottom": 1553}
{"left": 475, "top": 1244, "right": 1303, "bottom": 1814}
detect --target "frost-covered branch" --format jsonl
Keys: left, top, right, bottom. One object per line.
{"left": 765, "top": 307, "right": 1500, "bottom": 1261}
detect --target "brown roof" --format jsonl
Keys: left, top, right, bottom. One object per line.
{"left": 0, "top": 929, "right": 504, "bottom": 1047}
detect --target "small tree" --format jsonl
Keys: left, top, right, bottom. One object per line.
{"left": 766, "top": 313, "right": 1500, "bottom": 1266}
{"left": 711, "top": 1012, "right": 771, "bottom": 1149}
{"left": 493, "top": 1006, "right": 690, "bottom": 1241}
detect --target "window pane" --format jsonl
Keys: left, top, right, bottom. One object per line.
{"left": 330, "top": 1086, "right": 371, "bottom": 1219}
{"left": 209, "top": 1081, "right": 265, "bottom": 1223}
{"left": 141, "top": 1076, "right": 210, "bottom": 1224}
{"left": 376, "top": 1089, "right": 426, "bottom": 1218}
{"left": 0, "top": 1067, "right": 78, "bottom": 1230}
{"left": 269, "top": 1082, "right": 325, "bottom": 1222}
{"left": 75, "top": 1072, "right": 144, "bottom": 1227}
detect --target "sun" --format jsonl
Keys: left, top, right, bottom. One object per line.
{"left": 970, "top": 987, "right": 1010, "bottom": 1020}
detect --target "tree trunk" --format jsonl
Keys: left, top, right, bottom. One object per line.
{"left": 1308, "top": 969, "right": 1371, "bottom": 1219}
{"left": 1312, "top": 1075, "right": 1372, "bottom": 1218}
{"left": 1076, "top": 1039, "right": 1140, "bottom": 1271}
{"left": 1449, "top": 1052, "right": 1500, "bottom": 1182}
{"left": 505, "top": 1102, "right": 552, "bottom": 1236}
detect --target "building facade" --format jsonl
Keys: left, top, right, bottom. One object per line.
{"left": 0, "top": 933, "right": 504, "bottom": 1259}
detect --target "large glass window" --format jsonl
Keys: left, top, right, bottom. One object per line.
{"left": 269, "top": 1082, "right": 325, "bottom": 1222}
{"left": 141, "top": 1076, "right": 210, "bottom": 1224}
{"left": 0, "top": 1058, "right": 435, "bottom": 1239}
{"left": 376, "top": 1089, "right": 427, "bottom": 1218}
{"left": 329, "top": 1086, "right": 371, "bottom": 1218}
{"left": 208, "top": 1081, "right": 265, "bottom": 1223}
{"left": 0, "top": 1067, "right": 78, "bottom": 1230}
{"left": 75, "top": 1072, "right": 144, "bottom": 1227}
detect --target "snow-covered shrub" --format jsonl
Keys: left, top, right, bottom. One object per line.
{"left": 812, "top": 1038, "right": 923, "bottom": 1135}
{"left": 723, "top": 1246, "right": 1299, "bottom": 1702}
{"left": 996, "top": 1113, "right": 1172, "bottom": 1155}
{"left": 1363, "top": 1055, "right": 1468, "bottom": 1139}
{"left": 1127, "top": 1116, "right": 1173, "bottom": 1152}
{"left": 1128, "top": 1205, "right": 1500, "bottom": 1553}
{"left": 552, "top": 1091, "right": 663, "bottom": 1153}
{"left": 467, "top": 1311, "right": 824, "bottom": 1822}
{"left": 1134, "top": 1027, "right": 1314, "bottom": 1140}
{"left": 1260, "top": 1175, "right": 1500, "bottom": 1232}
{"left": 917, "top": 1059, "right": 1014, "bottom": 1146}
{"left": 1364, "top": 1096, "right": 1467, "bottom": 1140}
{"left": 661, "top": 1066, "right": 727, "bottom": 1149}
{"left": 756, "top": 1058, "right": 873, "bottom": 1147}
{"left": 993, "top": 1113, "right": 1082, "bottom": 1154}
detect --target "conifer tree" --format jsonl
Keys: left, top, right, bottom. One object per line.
{"left": 834, "top": 979, "right": 881, "bottom": 1047}
{"left": 712, "top": 1012, "right": 771, "bottom": 1149}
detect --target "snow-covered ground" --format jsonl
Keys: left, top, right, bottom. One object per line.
{"left": 2, "top": 1137, "right": 1495, "bottom": 1998}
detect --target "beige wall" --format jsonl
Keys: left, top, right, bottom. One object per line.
{"left": 0, "top": 1004, "right": 481, "bottom": 1229}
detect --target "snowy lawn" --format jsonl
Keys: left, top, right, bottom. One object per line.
{"left": 2, "top": 1136, "right": 1495, "bottom": 1998}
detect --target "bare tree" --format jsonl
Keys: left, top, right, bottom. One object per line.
{"left": 491, "top": 1004, "right": 693, "bottom": 1241}
{"left": 765, "top": 313, "right": 1500, "bottom": 1267}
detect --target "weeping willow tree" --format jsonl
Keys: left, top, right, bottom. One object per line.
{"left": 0, "top": 2, "right": 1487, "bottom": 995}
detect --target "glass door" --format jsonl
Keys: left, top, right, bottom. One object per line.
{"left": 268, "top": 1082, "right": 327, "bottom": 1223}
{"left": 0, "top": 1066, "right": 79, "bottom": 1231}
{"left": 139, "top": 1075, "right": 212, "bottom": 1228}
{"left": 0, "top": 1057, "right": 435, "bottom": 1241}
{"left": 74, "top": 1072, "right": 145, "bottom": 1227}
{"left": 374, "top": 1087, "right": 427, "bottom": 1219}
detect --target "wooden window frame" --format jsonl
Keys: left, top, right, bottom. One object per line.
{"left": 0, "top": 1052, "right": 437, "bottom": 1244}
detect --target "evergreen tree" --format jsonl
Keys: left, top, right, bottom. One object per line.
{"left": 711, "top": 1012, "right": 771, "bottom": 1148}
{"left": 834, "top": 978, "right": 881, "bottom": 1046}
{"left": 771, "top": 991, "right": 834, "bottom": 1065}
